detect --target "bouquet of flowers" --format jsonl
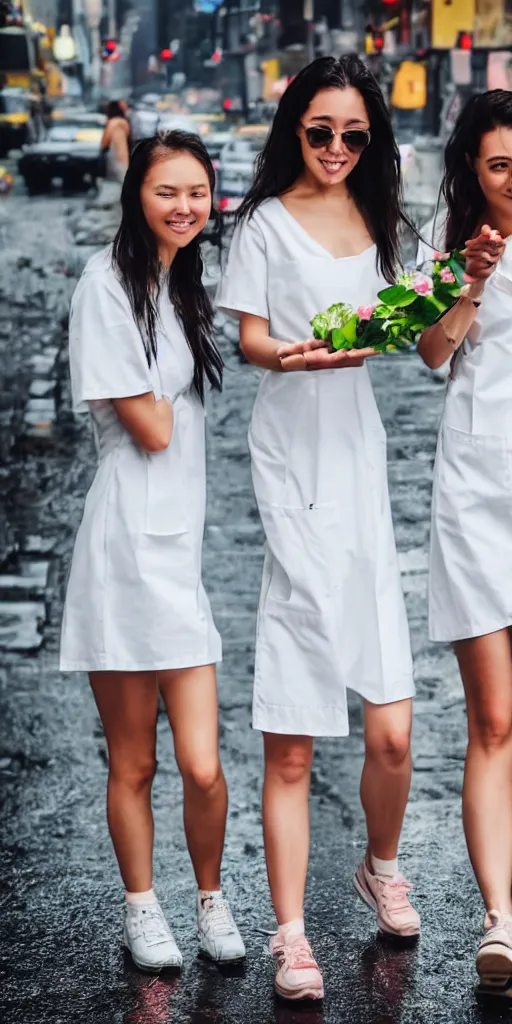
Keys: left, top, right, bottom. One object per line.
{"left": 310, "top": 251, "right": 467, "bottom": 353}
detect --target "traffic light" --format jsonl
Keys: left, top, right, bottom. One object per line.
{"left": 457, "top": 31, "right": 473, "bottom": 50}
{"left": 365, "top": 24, "right": 384, "bottom": 54}
{"left": 101, "top": 39, "right": 120, "bottom": 62}
{"left": 160, "top": 48, "right": 173, "bottom": 61}
{"left": 211, "top": 48, "right": 222, "bottom": 64}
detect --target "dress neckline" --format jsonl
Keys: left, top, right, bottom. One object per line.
{"left": 274, "top": 197, "right": 376, "bottom": 263}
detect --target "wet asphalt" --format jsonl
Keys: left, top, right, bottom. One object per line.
{"left": 0, "top": 178, "right": 509, "bottom": 1024}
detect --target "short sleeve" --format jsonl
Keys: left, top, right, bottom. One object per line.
{"left": 216, "top": 214, "right": 269, "bottom": 320}
{"left": 69, "top": 266, "right": 156, "bottom": 413}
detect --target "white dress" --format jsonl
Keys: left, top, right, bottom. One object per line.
{"left": 430, "top": 239, "right": 512, "bottom": 642}
{"left": 216, "top": 198, "right": 414, "bottom": 736}
{"left": 60, "top": 247, "right": 222, "bottom": 672}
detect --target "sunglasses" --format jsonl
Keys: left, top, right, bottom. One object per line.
{"left": 301, "top": 124, "right": 371, "bottom": 153}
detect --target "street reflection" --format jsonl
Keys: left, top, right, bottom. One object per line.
{"left": 357, "top": 937, "right": 418, "bottom": 1023}
{"left": 123, "top": 974, "right": 180, "bottom": 1024}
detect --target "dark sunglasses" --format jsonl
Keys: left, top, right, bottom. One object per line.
{"left": 301, "top": 124, "right": 371, "bottom": 153}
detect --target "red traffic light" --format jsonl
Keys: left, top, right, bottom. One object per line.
{"left": 374, "top": 32, "right": 384, "bottom": 51}
{"left": 223, "top": 98, "right": 232, "bottom": 111}
{"left": 212, "top": 48, "right": 222, "bottom": 63}
{"left": 458, "top": 31, "right": 473, "bottom": 50}
{"left": 160, "top": 48, "right": 173, "bottom": 61}
{"left": 105, "top": 39, "right": 116, "bottom": 52}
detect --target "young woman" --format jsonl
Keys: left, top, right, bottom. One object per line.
{"left": 60, "top": 131, "right": 245, "bottom": 972}
{"left": 101, "top": 100, "right": 131, "bottom": 183}
{"left": 217, "top": 56, "right": 420, "bottom": 1002}
{"left": 417, "top": 90, "right": 512, "bottom": 991}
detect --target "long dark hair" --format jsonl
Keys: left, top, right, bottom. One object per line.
{"left": 237, "top": 55, "right": 411, "bottom": 283}
{"left": 443, "top": 89, "right": 512, "bottom": 251}
{"left": 112, "top": 131, "right": 222, "bottom": 402}
{"left": 106, "top": 100, "right": 127, "bottom": 119}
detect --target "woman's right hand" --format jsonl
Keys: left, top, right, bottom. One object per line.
{"left": 277, "top": 338, "right": 380, "bottom": 372}
{"left": 462, "top": 224, "right": 505, "bottom": 283}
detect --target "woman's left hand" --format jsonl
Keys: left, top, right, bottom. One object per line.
{"left": 462, "top": 224, "right": 505, "bottom": 282}
{"left": 277, "top": 338, "right": 379, "bottom": 372}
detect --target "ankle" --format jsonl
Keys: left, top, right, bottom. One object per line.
{"left": 368, "top": 852, "right": 399, "bottom": 878}
{"left": 276, "top": 917, "right": 305, "bottom": 942}
{"left": 125, "top": 887, "right": 158, "bottom": 906}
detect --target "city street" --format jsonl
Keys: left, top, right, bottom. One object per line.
{"left": 0, "top": 182, "right": 506, "bottom": 1024}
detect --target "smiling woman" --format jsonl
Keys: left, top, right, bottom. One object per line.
{"left": 217, "top": 56, "right": 420, "bottom": 1003}
{"left": 416, "top": 90, "right": 512, "bottom": 994}
{"left": 60, "top": 131, "right": 245, "bottom": 972}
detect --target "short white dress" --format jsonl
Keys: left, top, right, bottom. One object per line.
{"left": 430, "top": 238, "right": 512, "bottom": 642}
{"left": 60, "top": 247, "right": 222, "bottom": 672}
{"left": 217, "top": 198, "right": 414, "bottom": 736}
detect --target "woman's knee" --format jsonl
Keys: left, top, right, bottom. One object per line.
{"left": 109, "top": 754, "right": 157, "bottom": 793}
{"left": 179, "top": 757, "right": 222, "bottom": 795}
{"left": 366, "top": 728, "right": 411, "bottom": 770}
{"left": 470, "top": 707, "right": 512, "bottom": 751}
{"left": 265, "top": 737, "right": 313, "bottom": 786}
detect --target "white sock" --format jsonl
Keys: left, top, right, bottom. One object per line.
{"left": 278, "top": 917, "right": 305, "bottom": 941}
{"left": 371, "top": 855, "right": 399, "bottom": 878}
{"left": 125, "top": 887, "right": 158, "bottom": 906}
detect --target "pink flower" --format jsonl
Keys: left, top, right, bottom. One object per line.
{"left": 440, "top": 268, "right": 455, "bottom": 283}
{"left": 357, "top": 304, "right": 376, "bottom": 320}
{"left": 413, "top": 273, "right": 433, "bottom": 295}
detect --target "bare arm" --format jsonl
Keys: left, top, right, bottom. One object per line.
{"left": 100, "top": 121, "right": 112, "bottom": 150}
{"left": 417, "top": 286, "right": 483, "bottom": 369}
{"left": 112, "top": 392, "right": 173, "bottom": 453}
{"left": 239, "top": 313, "right": 284, "bottom": 371}
{"left": 418, "top": 225, "right": 505, "bottom": 369}
{"left": 239, "top": 313, "right": 379, "bottom": 372}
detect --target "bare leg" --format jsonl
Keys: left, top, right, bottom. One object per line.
{"left": 457, "top": 628, "right": 512, "bottom": 914}
{"left": 360, "top": 698, "right": 413, "bottom": 861}
{"left": 159, "top": 664, "right": 227, "bottom": 892}
{"left": 89, "top": 671, "right": 159, "bottom": 892}
{"left": 262, "top": 734, "right": 314, "bottom": 924}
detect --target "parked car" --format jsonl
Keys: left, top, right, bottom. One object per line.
{"left": 217, "top": 136, "right": 261, "bottom": 216}
{"left": 18, "top": 118, "right": 104, "bottom": 194}
{"left": 0, "top": 86, "right": 43, "bottom": 157}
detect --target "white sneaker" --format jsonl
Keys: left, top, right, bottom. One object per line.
{"left": 123, "top": 901, "right": 183, "bottom": 973}
{"left": 197, "top": 891, "right": 246, "bottom": 963}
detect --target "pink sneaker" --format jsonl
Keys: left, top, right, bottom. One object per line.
{"left": 270, "top": 931, "right": 324, "bottom": 1001}
{"left": 476, "top": 911, "right": 512, "bottom": 990}
{"left": 353, "top": 859, "right": 420, "bottom": 940}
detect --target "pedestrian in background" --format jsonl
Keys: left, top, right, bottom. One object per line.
{"left": 100, "top": 100, "right": 131, "bottom": 183}
{"left": 417, "top": 90, "right": 512, "bottom": 992}
{"left": 60, "top": 131, "right": 245, "bottom": 972}
{"left": 217, "top": 55, "right": 420, "bottom": 1002}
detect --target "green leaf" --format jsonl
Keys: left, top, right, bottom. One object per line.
{"left": 331, "top": 327, "right": 351, "bottom": 351}
{"left": 377, "top": 284, "right": 411, "bottom": 306}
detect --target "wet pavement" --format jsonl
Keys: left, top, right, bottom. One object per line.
{"left": 0, "top": 178, "right": 508, "bottom": 1024}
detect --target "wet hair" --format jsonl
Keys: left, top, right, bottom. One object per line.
{"left": 443, "top": 90, "right": 512, "bottom": 251}
{"left": 106, "top": 100, "right": 127, "bottom": 120}
{"left": 237, "top": 55, "right": 413, "bottom": 283}
{"left": 112, "top": 131, "right": 222, "bottom": 402}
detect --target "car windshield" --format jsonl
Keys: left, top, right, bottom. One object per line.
{"left": 47, "top": 124, "right": 80, "bottom": 141}
{"left": 0, "top": 94, "right": 28, "bottom": 115}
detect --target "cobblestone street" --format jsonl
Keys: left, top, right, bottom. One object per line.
{"left": 0, "top": 183, "right": 506, "bottom": 1024}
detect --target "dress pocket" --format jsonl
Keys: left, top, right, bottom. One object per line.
{"left": 437, "top": 425, "right": 512, "bottom": 525}
{"left": 144, "top": 404, "right": 189, "bottom": 536}
{"left": 259, "top": 501, "right": 339, "bottom": 612}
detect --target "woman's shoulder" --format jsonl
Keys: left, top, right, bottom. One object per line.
{"left": 72, "top": 246, "right": 130, "bottom": 316}
{"left": 237, "top": 197, "right": 278, "bottom": 232}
